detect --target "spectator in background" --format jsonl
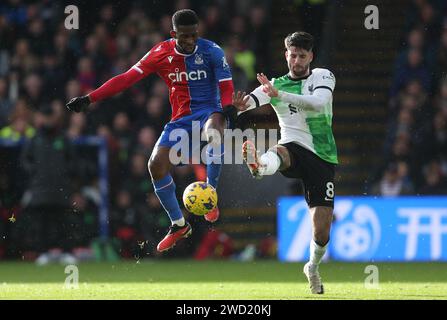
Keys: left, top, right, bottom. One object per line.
{"left": 434, "top": 28, "right": 447, "bottom": 84}
{"left": 224, "top": 39, "right": 249, "bottom": 91}
{"left": 389, "top": 78, "right": 429, "bottom": 116}
{"left": 19, "top": 104, "right": 77, "bottom": 265}
{"left": 419, "top": 159, "right": 447, "bottom": 194}
{"left": 10, "top": 39, "right": 39, "bottom": 75}
{"left": 65, "top": 79, "right": 82, "bottom": 103}
{"left": 414, "top": 79, "right": 447, "bottom": 176}
{"left": 138, "top": 95, "right": 168, "bottom": 133}
{"left": 395, "top": 27, "right": 436, "bottom": 72}
{"left": 53, "top": 31, "right": 76, "bottom": 77}
{"left": 404, "top": 0, "right": 426, "bottom": 32}
{"left": 115, "top": 33, "right": 132, "bottom": 58}
{"left": 225, "top": 37, "right": 256, "bottom": 83}
{"left": 26, "top": 18, "right": 49, "bottom": 56}
{"left": 112, "top": 111, "right": 133, "bottom": 173}
{"left": 229, "top": 16, "right": 247, "bottom": 42}
{"left": 406, "top": 79, "right": 429, "bottom": 107}
{"left": 77, "top": 57, "right": 97, "bottom": 95}
{"left": 375, "top": 131, "right": 416, "bottom": 187}
{"left": 434, "top": 76, "right": 447, "bottom": 113}
{"left": 296, "top": 0, "right": 327, "bottom": 54}
{"left": 93, "top": 23, "right": 117, "bottom": 62}
{"left": 96, "top": 123, "right": 121, "bottom": 196}
{"left": 0, "top": 98, "right": 35, "bottom": 141}
{"left": 0, "top": 77, "right": 13, "bottom": 127}
{"left": 419, "top": 110, "right": 447, "bottom": 161}
{"left": 418, "top": 2, "right": 442, "bottom": 45}
{"left": 202, "top": 4, "right": 225, "bottom": 42}
{"left": 390, "top": 48, "right": 431, "bottom": 97}
{"left": 404, "top": 0, "right": 442, "bottom": 45}
{"left": 109, "top": 189, "right": 138, "bottom": 258}
{"left": 67, "top": 112, "right": 87, "bottom": 140}
{"left": 159, "top": 14, "right": 174, "bottom": 39}
{"left": 133, "top": 126, "right": 157, "bottom": 157}
{"left": 41, "top": 51, "right": 67, "bottom": 98}
{"left": 124, "top": 152, "right": 152, "bottom": 204}
{"left": 23, "top": 73, "right": 45, "bottom": 110}
{"left": 70, "top": 191, "right": 99, "bottom": 249}
{"left": 127, "top": 90, "right": 147, "bottom": 122}
{"left": 99, "top": 4, "right": 117, "bottom": 33}
{"left": 0, "top": 14, "right": 14, "bottom": 53}
{"left": 372, "top": 162, "right": 414, "bottom": 196}
{"left": 248, "top": 5, "right": 270, "bottom": 73}
{"left": 150, "top": 78, "right": 169, "bottom": 99}
{"left": 383, "top": 108, "right": 414, "bottom": 156}
{"left": 83, "top": 34, "right": 110, "bottom": 81}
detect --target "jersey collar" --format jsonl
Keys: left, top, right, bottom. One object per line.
{"left": 174, "top": 44, "right": 198, "bottom": 56}
{"left": 287, "top": 70, "right": 312, "bottom": 81}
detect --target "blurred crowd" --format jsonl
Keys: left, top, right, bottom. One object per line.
{"left": 371, "top": 0, "right": 447, "bottom": 196}
{"left": 0, "top": 0, "right": 271, "bottom": 262}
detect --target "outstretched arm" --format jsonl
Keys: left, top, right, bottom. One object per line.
{"left": 258, "top": 73, "right": 333, "bottom": 112}
{"left": 67, "top": 46, "right": 158, "bottom": 113}
{"left": 228, "top": 87, "right": 271, "bottom": 128}
{"left": 232, "top": 80, "right": 272, "bottom": 115}
{"left": 66, "top": 68, "right": 145, "bottom": 112}
{"left": 277, "top": 89, "right": 332, "bottom": 111}
{"left": 89, "top": 68, "right": 145, "bottom": 102}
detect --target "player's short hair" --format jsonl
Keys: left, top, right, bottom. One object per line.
{"left": 284, "top": 32, "right": 314, "bottom": 51}
{"left": 172, "top": 9, "right": 199, "bottom": 30}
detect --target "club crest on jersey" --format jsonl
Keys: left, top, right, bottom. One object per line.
{"left": 194, "top": 54, "right": 204, "bottom": 65}
{"left": 323, "top": 72, "right": 335, "bottom": 80}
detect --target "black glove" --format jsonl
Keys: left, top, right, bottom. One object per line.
{"left": 66, "top": 95, "right": 91, "bottom": 113}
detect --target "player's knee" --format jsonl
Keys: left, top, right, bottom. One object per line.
{"left": 148, "top": 157, "right": 165, "bottom": 180}
{"left": 313, "top": 230, "right": 330, "bottom": 246}
{"left": 271, "top": 146, "right": 291, "bottom": 170}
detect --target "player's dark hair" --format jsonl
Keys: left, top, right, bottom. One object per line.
{"left": 172, "top": 9, "right": 199, "bottom": 30}
{"left": 284, "top": 31, "right": 314, "bottom": 51}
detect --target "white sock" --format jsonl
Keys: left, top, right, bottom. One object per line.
{"left": 172, "top": 217, "right": 185, "bottom": 227}
{"left": 258, "top": 151, "right": 281, "bottom": 175}
{"left": 309, "top": 240, "right": 328, "bottom": 271}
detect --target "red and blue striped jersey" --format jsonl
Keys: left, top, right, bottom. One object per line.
{"left": 132, "top": 38, "right": 233, "bottom": 121}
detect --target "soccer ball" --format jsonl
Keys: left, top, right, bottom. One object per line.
{"left": 182, "top": 181, "right": 218, "bottom": 216}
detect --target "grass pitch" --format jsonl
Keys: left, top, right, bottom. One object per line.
{"left": 0, "top": 260, "right": 446, "bottom": 300}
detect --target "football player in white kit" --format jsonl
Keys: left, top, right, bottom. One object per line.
{"left": 232, "top": 31, "right": 338, "bottom": 294}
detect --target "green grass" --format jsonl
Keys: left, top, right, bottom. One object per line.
{"left": 0, "top": 260, "right": 446, "bottom": 299}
